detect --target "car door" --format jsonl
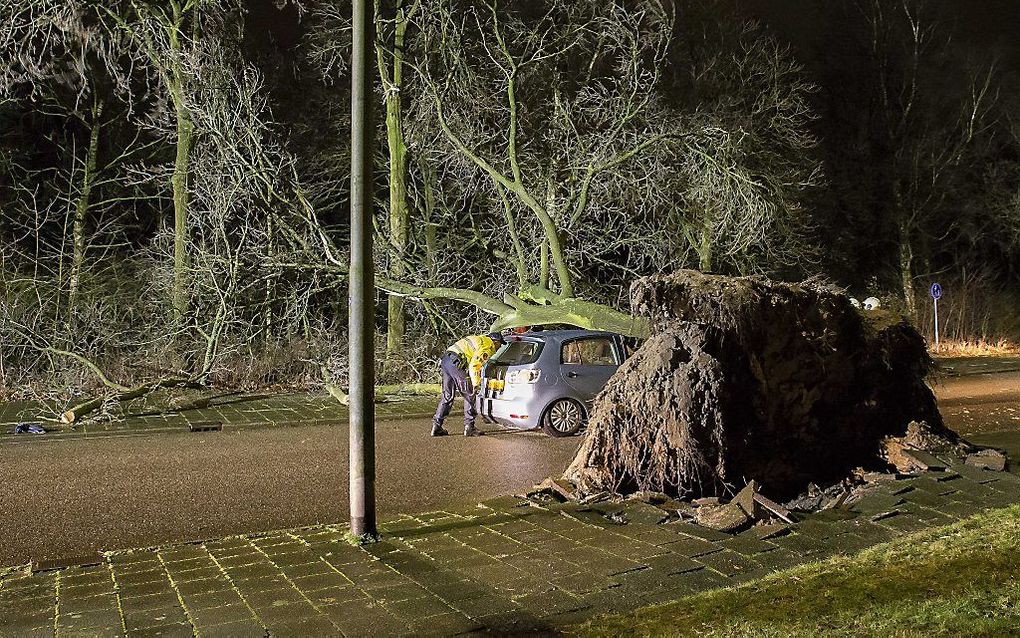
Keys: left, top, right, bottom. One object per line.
{"left": 559, "top": 336, "right": 621, "bottom": 401}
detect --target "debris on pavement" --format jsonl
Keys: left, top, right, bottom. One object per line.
{"left": 12, "top": 423, "right": 46, "bottom": 435}
{"left": 965, "top": 448, "right": 1008, "bottom": 471}
{"left": 694, "top": 501, "right": 750, "bottom": 532}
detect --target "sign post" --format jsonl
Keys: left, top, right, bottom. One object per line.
{"left": 930, "top": 283, "right": 942, "bottom": 352}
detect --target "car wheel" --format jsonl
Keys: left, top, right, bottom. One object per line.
{"left": 542, "top": 398, "right": 585, "bottom": 437}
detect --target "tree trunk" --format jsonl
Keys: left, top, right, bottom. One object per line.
{"left": 68, "top": 102, "right": 103, "bottom": 308}
{"left": 171, "top": 95, "right": 193, "bottom": 319}
{"left": 698, "top": 223, "right": 713, "bottom": 273}
{"left": 899, "top": 223, "right": 917, "bottom": 319}
{"left": 895, "top": 185, "right": 917, "bottom": 320}
{"left": 169, "top": 3, "right": 193, "bottom": 320}
{"left": 381, "top": 2, "right": 411, "bottom": 375}
{"left": 60, "top": 377, "right": 198, "bottom": 424}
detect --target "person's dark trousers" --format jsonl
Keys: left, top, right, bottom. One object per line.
{"left": 432, "top": 353, "right": 477, "bottom": 434}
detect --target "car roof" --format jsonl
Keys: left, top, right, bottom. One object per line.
{"left": 510, "top": 329, "right": 619, "bottom": 342}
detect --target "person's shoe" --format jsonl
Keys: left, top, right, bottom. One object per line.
{"left": 431, "top": 424, "right": 449, "bottom": 437}
{"left": 464, "top": 426, "right": 484, "bottom": 437}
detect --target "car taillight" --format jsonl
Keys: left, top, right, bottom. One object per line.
{"left": 506, "top": 369, "right": 541, "bottom": 384}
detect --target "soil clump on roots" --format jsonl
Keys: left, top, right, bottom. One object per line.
{"left": 566, "top": 270, "right": 952, "bottom": 501}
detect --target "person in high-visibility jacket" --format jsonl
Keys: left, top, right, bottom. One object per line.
{"left": 432, "top": 332, "right": 505, "bottom": 437}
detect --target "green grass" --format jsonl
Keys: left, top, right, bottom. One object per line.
{"left": 577, "top": 505, "right": 1020, "bottom": 637}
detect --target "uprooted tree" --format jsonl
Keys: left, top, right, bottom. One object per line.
{"left": 566, "top": 269, "right": 954, "bottom": 500}
{"left": 285, "top": 0, "right": 821, "bottom": 337}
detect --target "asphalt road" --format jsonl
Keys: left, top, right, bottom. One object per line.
{"left": 1, "top": 369, "right": 1018, "bottom": 568}
{"left": 932, "top": 370, "right": 1020, "bottom": 436}
{"left": 0, "top": 422, "right": 579, "bottom": 567}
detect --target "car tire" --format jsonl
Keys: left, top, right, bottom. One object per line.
{"left": 542, "top": 398, "right": 585, "bottom": 437}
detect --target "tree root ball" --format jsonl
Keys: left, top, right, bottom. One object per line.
{"left": 565, "top": 270, "right": 950, "bottom": 500}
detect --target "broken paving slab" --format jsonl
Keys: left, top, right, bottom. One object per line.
{"left": 965, "top": 448, "right": 1008, "bottom": 472}
{"left": 902, "top": 449, "right": 949, "bottom": 471}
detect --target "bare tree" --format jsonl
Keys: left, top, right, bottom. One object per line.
{"left": 861, "top": 0, "right": 998, "bottom": 318}
{"left": 0, "top": 0, "right": 156, "bottom": 311}
{"left": 384, "top": 0, "right": 820, "bottom": 332}
{"left": 106, "top": 0, "right": 245, "bottom": 319}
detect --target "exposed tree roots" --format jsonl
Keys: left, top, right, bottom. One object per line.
{"left": 566, "top": 270, "right": 951, "bottom": 500}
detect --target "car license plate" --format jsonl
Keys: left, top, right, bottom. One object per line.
{"left": 487, "top": 379, "right": 505, "bottom": 391}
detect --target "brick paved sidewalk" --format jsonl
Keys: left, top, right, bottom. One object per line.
{"left": 0, "top": 393, "right": 444, "bottom": 441}
{"left": 2, "top": 459, "right": 1019, "bottom": 637}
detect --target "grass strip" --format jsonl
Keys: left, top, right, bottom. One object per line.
{"left": 577, "top": 505, "right": 1020, "bottom": 637}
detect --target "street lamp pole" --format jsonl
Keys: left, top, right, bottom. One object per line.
{"left": 349, "top": 0, "right": 376, "bottom": 538}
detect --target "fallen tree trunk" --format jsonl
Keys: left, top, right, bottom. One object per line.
{"left": 566, "top": 270, "right": 951, "bottom": 500}
{"left": 60, "top": 377, "right": 201, "bottom": 424}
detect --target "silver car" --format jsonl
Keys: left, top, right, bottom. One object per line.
{"left": 478, "top": 329, "right": 628, "bottom": 437}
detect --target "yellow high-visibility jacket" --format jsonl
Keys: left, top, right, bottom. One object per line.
{"left": 447, "top": 334, "right": 499, "bottom": 388}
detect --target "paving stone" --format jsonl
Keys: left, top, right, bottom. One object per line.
{"left": 753, "top": 547, "right": 805, "bottom": 571}
{"left": 288, "top": 571, "right": 350, "bottom": 593}
{"left": 613, "top": 523, "right": 691, "bottom": 546}
{"left": 384, "top": 593, "right": 455, "bottom": 620}
{"left": 248, "top": 600, "right": 319, "bottom": 626}
{"left": 126, "top": 621, "right": 195, "bottom": 637}
{"left": 447, "top": 593, "right": 521, "bottom": 619}
{"left": 180, "top": 588, "right": 246, "bottom": 610}
{"left": 571, "top": 553, "right": 643, "bottom": 578}
{"left": 59, "top": 592, "right": 120, "bottom": 614}
{"left": 114, "top": 569, "right": 169, "bottom": 588}
{"left": 512, "top": 587, "right": 587, "bottom": 615}
{"left": 549, "top": 572, "right": 618, "bottom": 595}
{"left": 694, "top": 549, "right": 761, "bottom": 578}
{"left": 675, "top": 566, "right": 730, "bottom": 592}
{"left": 160, "top": 546, "right": 208, "bottom": 563}
{"left": 265, "top": 615, "right": 342, "bottom": 637}
{"left": 953, "top": 463, "right": 1006, "bottom": 483}
{"left": 57, "top": 608, "right": 124, "bottom": 632}
{"left": 59, "top": 579, "right": 114, "bottom": 598}
{"left": 239, "top": 586, "right": 305, "bottom": 610}
{"left": 851, "top": 493, "right": 906, "bottom": 514}
{"left": 320, "top": 604, "right": 407, "bottom": 637}
{"left": 658, "top": 534, "right": 723, "bottom": 558}
{"left": 640, "top": 553, "right": 704, "bottom": 575}
{"left": 619, "top": 502, "right": 670, "bottom": 525}
{"left": 909, "top": 476, "right": 959, "bottom": 495}
{"left": 940, "top": 500, "right": 986, "bottom": 518}
{"left": 119, "top": 592, "right": 183, "bottom": 614}
{"left": 740, "top": 523, "right": 791, "bottom": 540}
{"left": 772, "top": 532, "right": 831, "bottom": 557}
{"left": 405, "top": 611, "right": 483, "bottom": 636}
{"left": 187, "top": 603, "right": 257, "bottom": 628}
{"left": 717, "top": 535, "right": 777, "bottom": 556}
{"left": 118, "top": 580, "right": 177, "bottom": 600}
{"left": 303, "top": 585, "right": 368, "bottom": 607}
{"left": 161, "top": 556, "right": 211, "bottom": 574}
{"left": 173, "top": 577, "right": 231, "bottom": 598}
{"left": 60, "top": 567, "right": 112, "bottom": 586}
{"left": 109, "top": 552, "right": 162, "bottom": 569}
{"left": 124, "top": 608, "right": 191, "bottom": 631}
{"left": 614, "top": 567, "right": 684, "bottom": 591}
{"left": 195, "top": 619, "right": 267, "bottom": 637}
{"left": 878, "top": 512, "right": 932, "bottom": 534}
{"left": 663, "top": 522, "right": 734, "bottom": 542}
{"left": 899, "top": 488, "right": 949, "bottom": 508}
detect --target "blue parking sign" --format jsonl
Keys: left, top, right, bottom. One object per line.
{"left": 930, "top": 283, "right": 942, "bottom": 300}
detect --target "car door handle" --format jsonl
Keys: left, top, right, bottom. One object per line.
{"left": 566, "top": 371, "right": 578, "bottom": 378}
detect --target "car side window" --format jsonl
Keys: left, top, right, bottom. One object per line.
{"left": 561, "top": 338, "right": 619, "bottom": 366}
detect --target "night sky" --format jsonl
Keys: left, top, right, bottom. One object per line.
{"left": 244, "top": 0, "right": 1020, "bottom": 72}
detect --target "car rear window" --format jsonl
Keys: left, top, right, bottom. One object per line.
{"left": 491, "top": 340, "right": 543, "bottom": 365}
